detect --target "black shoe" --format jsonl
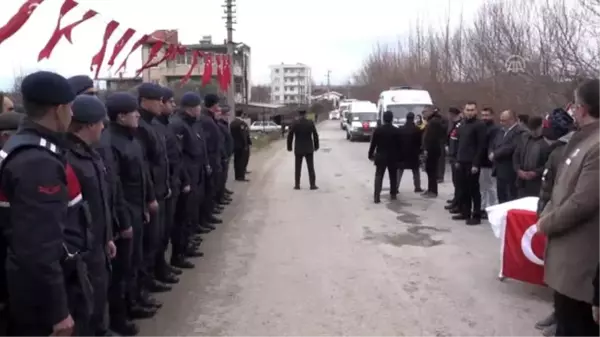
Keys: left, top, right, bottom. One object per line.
{"left": 466, "top": 217, "right": 481, "bottom": 226}
{"left": 444, "top": 204, "right": 456, "bottom": 210}
{"left": 207, "top": 216, "right": 223, "bottom": 224}
{"left": 236, "top": 178, "right": 250, "bottom": 182}
{"left": 480, "top": 211, "right": 488, "bottom": 220}
{"left": 414, "top": 188, "right": 424, "bottom": 193}
{"left": 449, "top": 208, "right": 461, "bottom": 214}
{"left": 452, "top": 214, "right": 468, "bottom": 221}
{"left": 390, "top": 194, "right": 397, "bottom": 200}
{"left": 156, "top": 273, "right": 179, "bottom": 284}
{"left": 167, "top": 265, "right": 182, "bottom": 276}
{"left": 128, "top": 305, "right": 157, "bottom": 319}
{"left": 225, "top": 189, "right": 234, "bottom": 194}
{"left": 437, "top": 179, "right": 444, "bottom": 183}
{"left": 446, "top": 199, "right": 454, "bottom": 204}
{"left": 195, "top": 226, "right": 211, "bottom": 234}
{"left": 423, "top": 191, "right": 437, "bottom": 198}
{"left": 310, "top": 185, "right": 318, "bottom": 190}
{"left": 374, "top": 197, "right": 381, "bottom": 204}
{"left": 185, "top": 249, "right": 204, "bottom": 258}
{"left": 212, "top": 209, "right": 223, "bottom": 215}
{"left": 219, "top": 200, "right": 231, "bottom": 206}
{"left": 171, "top": 257, "right": 195, "bottom": 269}
{"left": 111, "top": 321, "right": 139, "bottom": 336}
{"left": 535, "top": 313, "right": 556, "bottom": 330}
{"left": 246, "top": 170, "right": 251, "bottom": 174}
{"left": 147, "top": 280, "right": 171, "bottom": 293}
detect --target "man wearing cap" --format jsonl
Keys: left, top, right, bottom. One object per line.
{"left": 102, "top": 92, "right": 157, "bottom": 326}
{"left": 215, "top": 107, "right": 234, "bottom": 208}
{"left": 0, "top": 71, "right": 90, "bottom": 335}
{"left": 135, "top": 83, "right": 172, "bottom": 301}
{"left": 230, "top": 108, "right": 251, "bottom": 181}
{"left": 68, "top": 75, "right": 98, "bottom": 96}
{"left": 169, "top": 92, "right": 210, "bottom": 269}
{"left": 65, "top": 95, "right": 116, "bottom": 336}
{"left": 197, "top": 93, "right": 224, "bottom": 226}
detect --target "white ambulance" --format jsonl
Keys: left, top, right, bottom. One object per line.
{"left": 376, "top": 87, "right": 434, "bottom": 126}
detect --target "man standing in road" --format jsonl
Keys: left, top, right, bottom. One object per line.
{"left": 230, "top": 108, "right": 251, "bottom": 182}
{"left": 453, "top": 101, "right": 486, "bottom": 225}
{"left": 490, "top": 110, "right": 524, "bottom": 203}
{"left": 421, "top": 107, "right": 445, "bottom": 198}
{"left": 479, "top": 107, "right": 501, "bottom": 218}
{"left": 538, "top": 78, "right": 599, "bottom": 336}
{"left": 445, "top": 108, "right": 462, "bottom": 212}
{"left": 287, "top": 109, "right": 319, "bottom": 190}
{"left": 368, "top": 110, "right": 402, "bottom": 203}
{"left": 396, "top": 112, "right": 423, "bottom": 193}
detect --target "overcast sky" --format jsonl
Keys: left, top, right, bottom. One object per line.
{"left": 0, "top": 0, "right": 484, "bottom": 90}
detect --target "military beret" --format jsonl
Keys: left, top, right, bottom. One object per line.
{"left": 162, "top": 87, "right": 174, "bottom": 101}
{"left": 105, "top": 92, "right": 138, "bottom": 120}
{"left": 204, "top": 93, "right": 220, "bottom": 108}
{"left": 71, "top": 95, "right": 107, "bottom": 124}
{"left": 68, "top": 75, "right": 94, "bottom": 95}
{"left": 0, "top": 111, "right": 24, "bottom": 131}
{"left": 180, "top": 92, "right": 202, "bottom": 108}
{"left": 542, "top": 108, "right": 575, "bottom": 141}
{"left": 137, "top": 83, "right": 163, "bottom": 100}
{"left": 21, "top": 71, "right": 75, "bottom": 106}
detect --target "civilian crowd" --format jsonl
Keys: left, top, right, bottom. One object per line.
{"left": 368, "top": 79, "right": 599, "bottom": 336}
{"left": 0, "top": 71, "right": 252, "bottom": 336}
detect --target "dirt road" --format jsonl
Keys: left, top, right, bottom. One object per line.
{"left": 140, "top": 120, "right": 551, "bottom": 336}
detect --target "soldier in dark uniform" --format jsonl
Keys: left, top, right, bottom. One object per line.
{"left": 368, "top": 110, "right": 402, "bottom": 203}
{"left": 102, "top": 92, "right": 158, "bottom": 322}
{"left": 135, "top": 83, "right": 171, "bottom": 302}
{"left": 0, "top": 111, "right": 24, "bottom": 147}
{"left": 0, "top": 71, "right": 92, "bottom": 335}
{"left": 197, "top": 94, "right": 224, "bottom": 226}
{"left": 65, "top": 95, "right": 115, "bottom": 336}
{"left": 287, "top": 109, "right": 320, "bottom": 190}
{"left": 151, "top": 87, "right": 183, "bottom": 284}
{"left": 67, "top": 75, "right": 98, "bottom": 96}
{"left": 170, "top": 93, "right": 212, "bottom": 268}
{"left": 215, "top": 108, "right": 234, "bottom": 208}
{"left": 230, "top": 108, "right": 251, "bottom": 181}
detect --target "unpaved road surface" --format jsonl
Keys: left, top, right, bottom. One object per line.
{"left": 140, "top": 120, "right": 551, "bottom": 336}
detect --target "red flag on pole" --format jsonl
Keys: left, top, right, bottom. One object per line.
{"left": 181, "top": 50, "right": 200, "bottom": 85}
{"left": 139, "top": 43, "right": 175, "bottom": 71}
{"left": 223, "top": 55, "right": 232, "bottom": 91}
{"left": 0, "top": 0, "right": 45, "bottom": 47}
{"left": 90, "top": 20, "right": 119, "bottom": 79}
{"left": 62, "top": 9, "right": 96, "bottom": 43}
{"left": 115, "top": 34, "right": 149, "bottom": 74}
{"left": 38, "top": 0, "right": 78, "bottom": 61}
{"left": 201, "top": 53, "right": 213, "bottom": 86}
{"left": 135, "top": 41, "right": 165, "bottom": 76}
{"left": 215, "top": 54, "right": 224, "bottom": 91}
{"left": 106, "top": 28, "right": 135, "bottom": 67}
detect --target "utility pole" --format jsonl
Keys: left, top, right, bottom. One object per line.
{"left": 223, "top": 0, "right": 236, "bottom": 115}
{"left": 326, "top": 70, "right": 331, "bottom": 93}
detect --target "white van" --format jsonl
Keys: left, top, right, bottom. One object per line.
{"left": 376, "top": 87, "right": 433, "bottom": 126}
{"left": 338, "top": 99, "right": 359, "bottom": 130}
{"left": 344, "top": 101, "right": 378, "bottom": 141}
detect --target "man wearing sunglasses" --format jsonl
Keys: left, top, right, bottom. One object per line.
{"left": 67, "top": 75, "right": 98, "bottom": 97}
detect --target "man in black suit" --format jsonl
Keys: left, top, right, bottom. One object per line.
{"left": 287, "top": 109, "right": 320, "bottom": 190}
{"left": 368, "top": 111, "right": 402, "bottom": 203}
{"left": 490, "top": 109, "right": 524, "bottom": 203}
{"left": 422, "top": 107, "right": 446, "bottom": 197}
{"left": 230, "top": 108, "right": 251, "bottom": 181}
{"left": 396, "top": 112, "right": 423, "bottom": 193}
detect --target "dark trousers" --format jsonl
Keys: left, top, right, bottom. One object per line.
{"left": 457, "top": 163, "right": 481, "bottom": 217}
{"left": 425, "top": 153, "right": 440, "bottom": 195}
{"left": 85, "top": 249, "right": 109, "bottom": 335}
{"left": 244, "top": 148, "right": 251, "bottom": 171}
{"left": 450, "top": 159, "right": 460, "bottom": 204}
{"left": 128, "top": 210, "right": 144, "bottom": 303}
{"left": 155, "top": 193, "right": 177, "bottom": 275}
{"left": 294, "top": 153, "right": 316, "bottom": 187}
{"left": 554, "top": 291, "right": 599, "bottom": 336}
{"left": 374, "top": 162, "right": 398, "bottom": 198}
{"left": 497, "top": 175, "right": 518, "bottom": 203}
{"left": 201, "top": 173, "right": 216, "bottom": 220}
{"left": 397, "top": 165, "right": 422, "bottom": 191}
{"left": 143, "top": 200, "right": 165, "bottom": 283}
{"left": 234, "top": 148, "right": 248, "bottom": 180}
{"left": 109, "top": 237, "right": 132, "bottom": 326}
{"left": 437, "top": 149, "right": 446, "bottom": 181}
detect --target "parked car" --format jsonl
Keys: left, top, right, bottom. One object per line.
{"left": 329, "top": 110, "right": 340, "bottom": 120}
{"left": 250, "top": 121, "right": 281, "bottom": 133}
{"left": 345, "top": 111, "right": 379, "bottom": 141}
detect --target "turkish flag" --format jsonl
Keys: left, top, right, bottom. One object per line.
{"left": 202, "top": 53, "right": 213, "bottom": 86}
{"left": 501, "top": 209, "right": 547, "bottom": 286}
{"left": 115, "top": 34, "right": 149, "bottom": 74}
{"left": 222, "top": 55, "right": 231, "bottom": 90}
{"left": 90, "top": 20, "right": 119, "bottom": 79}
{"left": 215, "top": 54, "right": 224, "bottom": 91}
{"left": 181, "top": 50, "right": 200, "bottom": 85}
{"left": 0, "top": 0, "right": 45, "bottom": 47}
{"left": 107, "top": 28, "right": 135, "bottom": 68}
{"left": 38, "top": 0, "right": 78, "bottom": 61}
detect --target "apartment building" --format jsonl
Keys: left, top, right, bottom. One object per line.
{"left": 269, "top": 63, "right": 312, "bottom": 105}
{"left": 139, "top": 32, "right": 251, "bottom": 103}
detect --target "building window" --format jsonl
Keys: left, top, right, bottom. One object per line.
{"left": 176, "top": 52, "right": 187, "bottom": 65}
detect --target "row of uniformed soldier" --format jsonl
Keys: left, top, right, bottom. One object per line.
{"left": 0, "top": 71, "right": 237, "bottom": 336}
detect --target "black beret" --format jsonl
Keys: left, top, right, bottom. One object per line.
{"left": 137, "top": 83, "right": 163, "bottom": 100}
{"left": 68, "top": 75, "right": 94, "bottom": 95}
{"left": 180, "top": 92, "right": 202, "bottom": 108}
{"left": 105, "top": 92, "right": 138, "bottom": 120}
{"left": 21, "top": 71, "right": 75, "bottom": 106}
{"left": 162, "top": 87, "right": 174, "bottom": 101}
{"left": 0, "top": 111, "right": 24, "bottom": 131}
{"left": 71, "top": 95, "right": 107, "bottom": 124}
{"left": 204, "top": 93, "right": 220, "bottom": 108}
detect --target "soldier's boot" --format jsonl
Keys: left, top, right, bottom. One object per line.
{"left": 147, "top": 279, "right": 171, "bottom": 293}
{"left": 111, "top": 320, "right": 139, "bottom": 336}
{"left": 207, "top": 215, "right": 223, "bottom": 224}
{"left": 171, "top": 255, "right": 195, "bottom": 269}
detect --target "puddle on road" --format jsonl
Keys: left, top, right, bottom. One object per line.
{"left": 321, "top": 147, "right": 332, "bottom": 153}
{"left": 363, "top": 226, "right": 448, "bottom": 248}
{"left": 385, "top": 200, "right": 422, "bottom": 225}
